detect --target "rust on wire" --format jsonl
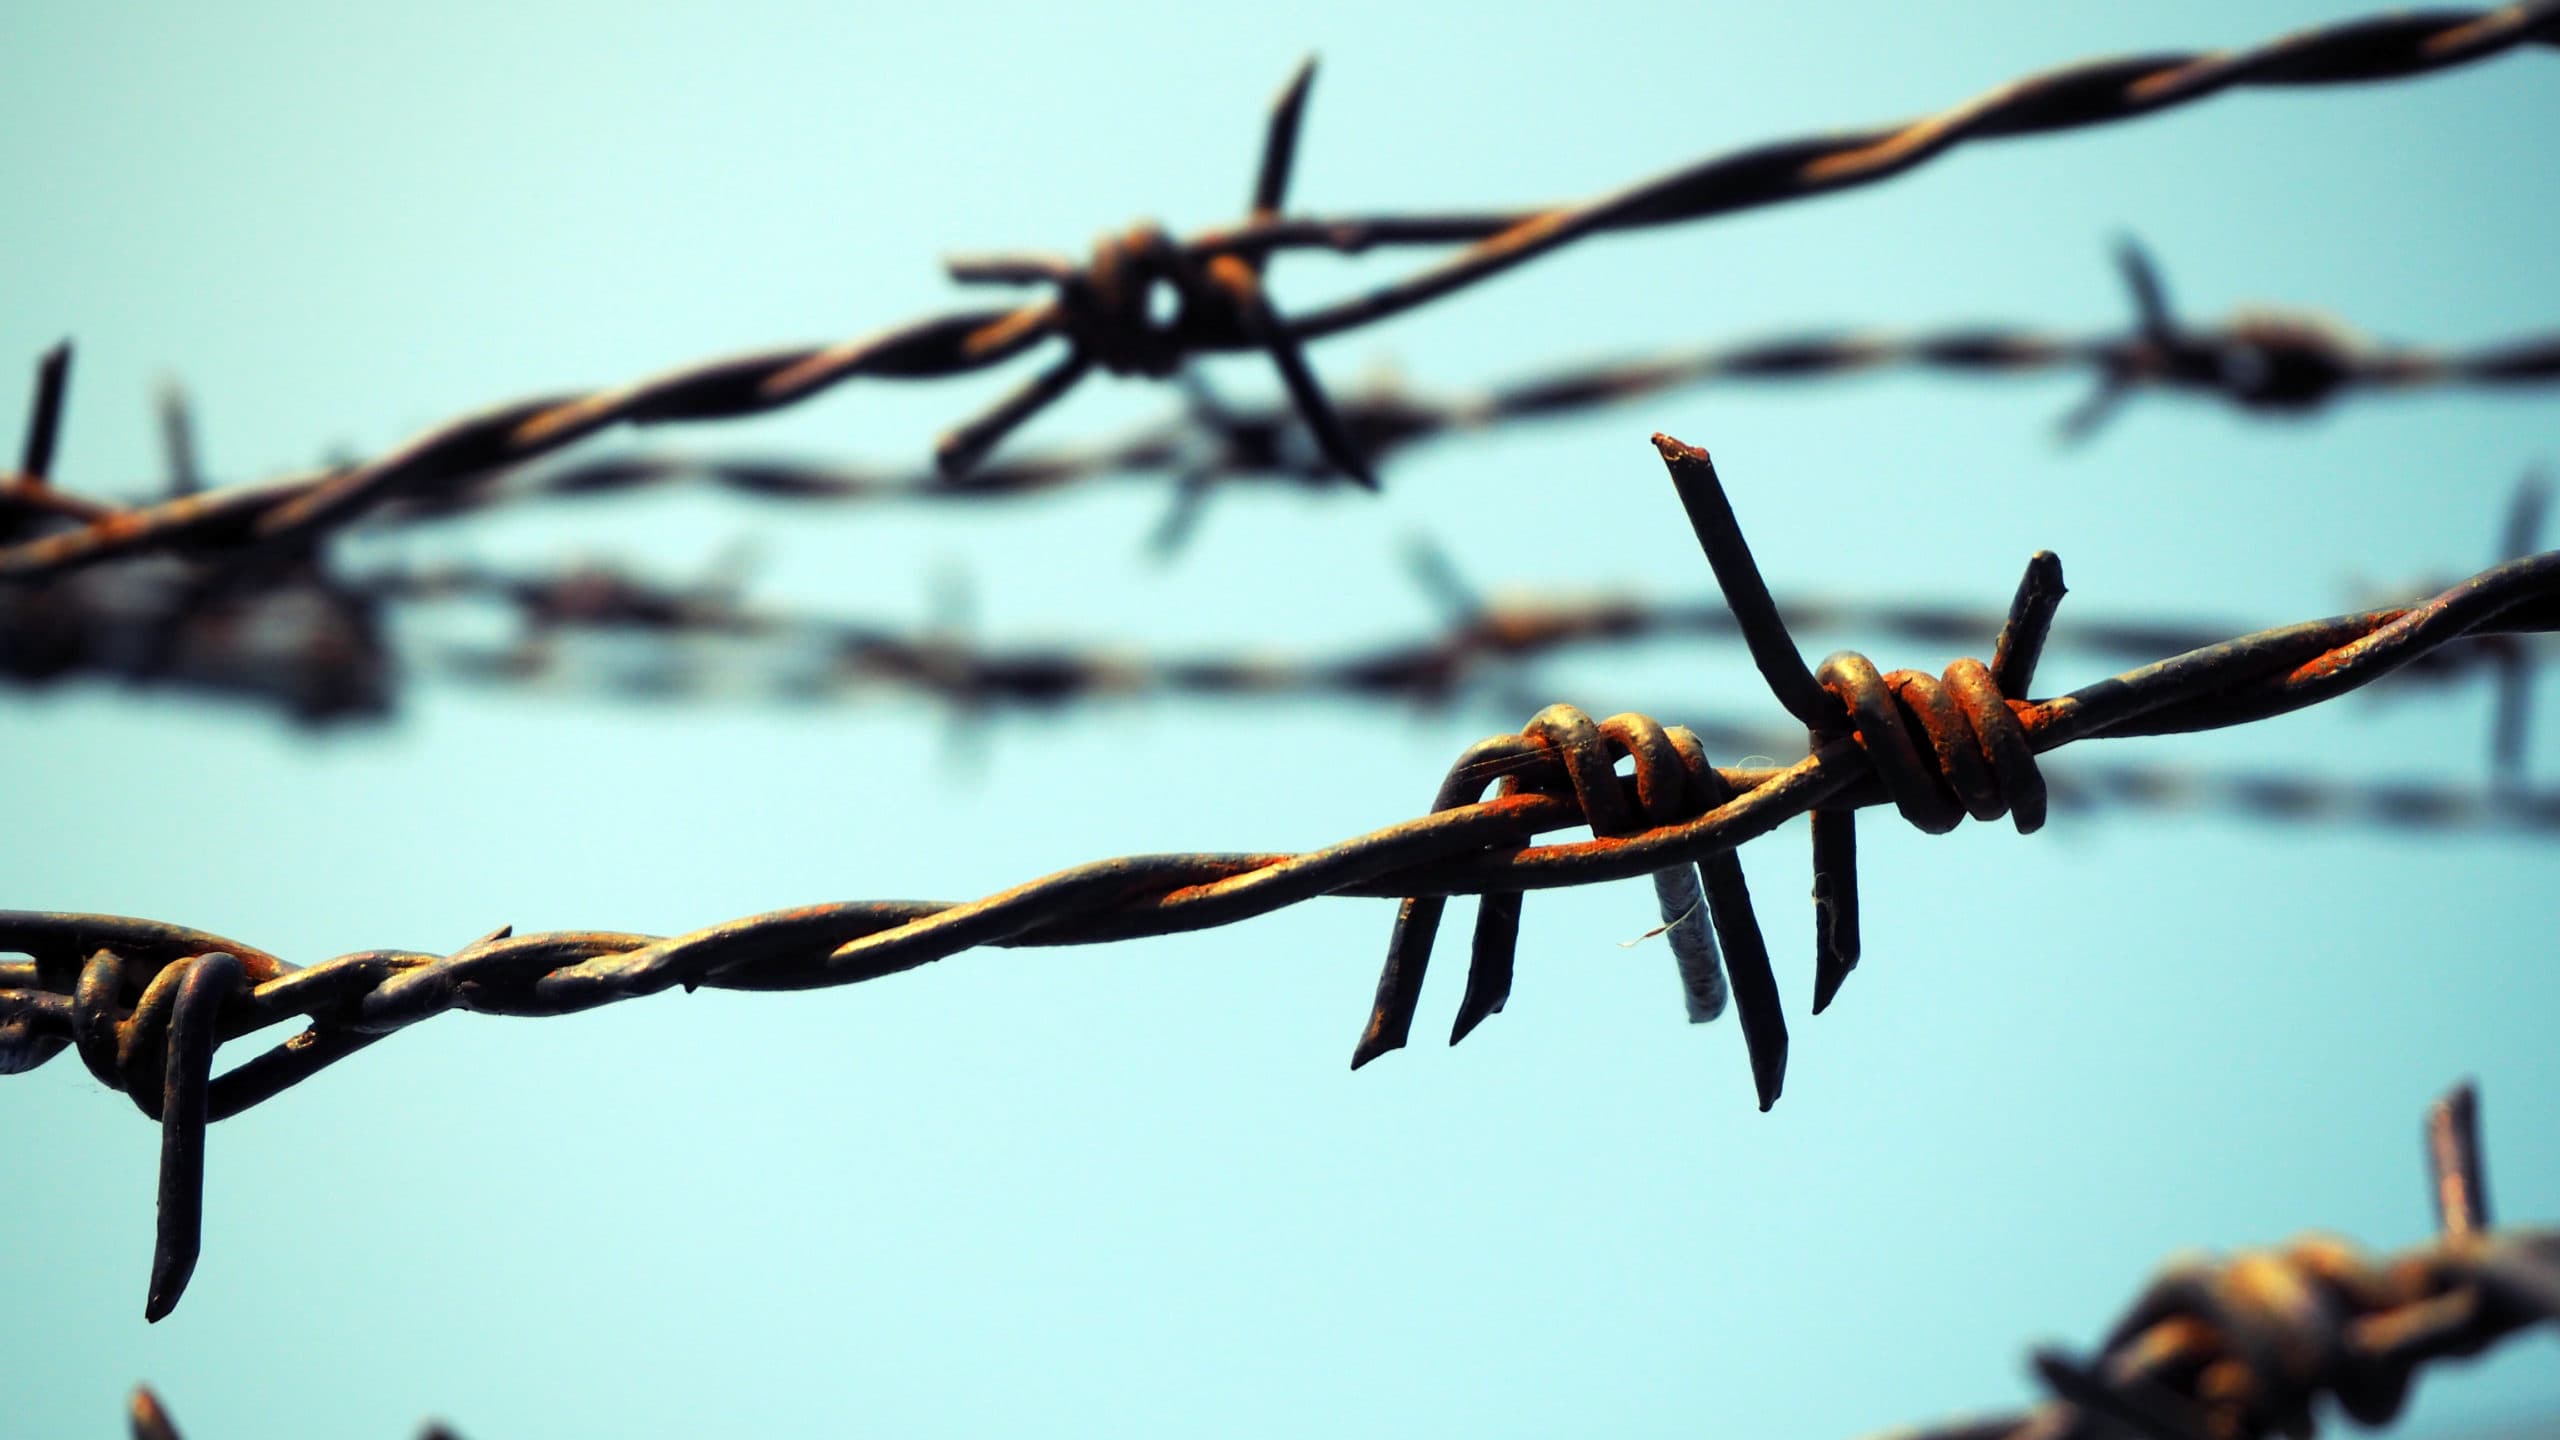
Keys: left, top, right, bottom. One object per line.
{"left": 108, "top": 1082, "right": 2560, "bottom": 1440}
{"left": 1924, "top": 1082, "right": 2560, "bottom": 1440}
{"left": 5, "top": 7, "right": 2559, "bottom": 581}
{"left": 6, "top": 439, "right": 2559, "bottom": 1318}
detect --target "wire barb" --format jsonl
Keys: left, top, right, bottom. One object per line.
{"left": 2428, "top": 1080, "right": 2489, "bottom": 1239}
{"left": 1917, "top": 1082, "right": 2560, "bottom": 1440}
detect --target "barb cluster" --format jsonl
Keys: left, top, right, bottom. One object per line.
{"left": 106, "top": 1084, "right": 2560, "bottom": 1440}
{"left": 5, "top": 437, "right": 2557, "bottom": 1319}
{"left": 3, "top": 6, "right": 2556, "bottom": 581}
{"left": 1888, "top": 1082, "right": 2560, "bottom": 1440}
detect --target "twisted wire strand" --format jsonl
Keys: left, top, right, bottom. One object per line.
{"left": 6, "top": 437, "right": 2559, "bottom": 1318}
{"left": 108, "top": 1083, "right": 2560, "bottom": 1440}
{"left": 3, "top": 6, "right": 2556, "bottom": 580}
{"left": 364, "top": 248, "right": 2560, "bottom": 542}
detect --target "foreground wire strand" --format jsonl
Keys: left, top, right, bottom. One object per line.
{"left": 112, "top": 1082, "right": 2560, "bottom": 1440}
{"left": 3, "top": 6, "right": 2556, "bottom": 580}
{"left": 5, "top": 436, "right": 2559, "bottom": 1318}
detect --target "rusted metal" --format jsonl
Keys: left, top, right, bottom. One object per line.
{"left": 2430, "top": 1082, "right": 2491, "bottom": 1240}
{"left": 5, "top": 8, "right": 2559, "bottom": 580}
{"left": 7, "top": 439, "right": 2558, "bottom": 1318}
{"left": 108, "top": 1082, "right": 2560, "bottom": 1440}
{"left": 1938, "top": 1081, "right": 2560, "bottom": 1440}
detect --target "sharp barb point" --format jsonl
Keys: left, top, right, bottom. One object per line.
{"left": 2115, "top": 235, "right": 2174, "bottom": 340}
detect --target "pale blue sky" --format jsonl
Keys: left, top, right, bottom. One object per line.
{"left": 3, "top": 3, "right": 2556, "bottom": 1436}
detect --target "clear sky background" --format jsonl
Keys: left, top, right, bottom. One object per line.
{"left": 4, "top": 3, "right": 2556, "bottom": 1436}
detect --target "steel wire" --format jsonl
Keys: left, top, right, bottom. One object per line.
{"left": 363, "top": 245, "right": 2560, "bottom": 546}
{"left": 6, "top": 437, "right": 2560, "bottom": 1318}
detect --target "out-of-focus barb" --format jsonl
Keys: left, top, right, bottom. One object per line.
{"left": 127, "top": 1386, "right": 467, "bottom": 1440}
{"left": 1890, "top": 1081, "right": 2560, "bottom": 1440}
{"left": 2491, "top": 469, "right": 2549, "bottom": 787}
{"left": 2, "top": 342, "right": 91, "bottom": 545}
{"left": 130, "top": 1387, "right": 179, "bottom": 1440}
{"left": 2429, "top": 1080, "right": 2490, "bottom": 1239}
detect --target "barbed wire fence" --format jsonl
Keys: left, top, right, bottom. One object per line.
{"left": 8, "top": 5, "right": 2560, "bottom": 1434}
{"left": 4, "top": 435, "right": 2556, "bottom": 1318}
{"left": 102, "top": 1083, "right": 2560, "bottom": 1439}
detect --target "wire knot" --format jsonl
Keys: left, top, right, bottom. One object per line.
{"left": 53, "top": 946, "right": 254, "bottom": 1321}
{"left": 1813, "top": 652, "right": 2047, "bottom": 837}
{"left": 1052, "top": 223, "right": 1234, "bottom": 380}
{"left": 2207, "top": 313, "right": 2358, "bottom": 412}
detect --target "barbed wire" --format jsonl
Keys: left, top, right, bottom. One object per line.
{"left": 1877, "top": 1081, "right": 2559, "bottom": 1440}
{"left": 8, "top": 521, "right": 2551, "bottom": 837}
{"left": 9, "top": 466, "right": 2545, "bottom": 744}
{"left": 0, "top": 557, "right": 390, "bottom": 722}
{"left": 104, "top": 1082, "right": 2560, "bottom": 1440}
{"left": 5, "top": 436, "right": 2557, "bottom": 1319}
{"left": 2, "top": 5, "right": 2555, "bottom": 581}
{"left": 368, "top": 244, "right": 2560, "bottom": 552}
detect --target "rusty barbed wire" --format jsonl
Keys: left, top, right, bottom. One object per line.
{"left": 1875, "top": 1081, "right": 2560, "bottom": 1440}
{"left": 0, "top": 558, "right": 391, "bottom": 722}
{"left": 104, "top": 1083, "right": 2560, "bottom": 1440}
{"left": 5, "top": 435, "right": 2559, "bottom": 1319}
{"left": 3, "top": 6, "right": 2556, "bottom": 581}
{"left": 367, "top": 244, "right": 2560, "bottom": 551}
